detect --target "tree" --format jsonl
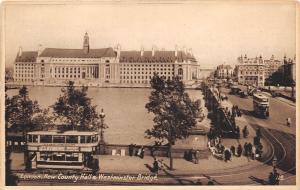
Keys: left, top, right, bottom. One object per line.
{"left": 5, "top": 86, "right": 52, "bottom": 170}
{"left": 5, "top": 86, "right": 46, "bottom": 132}
{"left": 145, "top": 74, "right": 202, "bottom": 170}
{"left": 52, "top": 81, "right": 101, "bottom": 131}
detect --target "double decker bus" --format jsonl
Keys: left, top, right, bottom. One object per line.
{"left": 26, "top": 130, "right": 100, "bottom": 170}
{"left": 253, "top": 93, "right": 269, "bottom": 118}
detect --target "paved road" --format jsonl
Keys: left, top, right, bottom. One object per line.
{"left": 221, "top": 87, "right": 296, "bottom": 176}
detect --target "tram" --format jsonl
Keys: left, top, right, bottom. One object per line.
{"left": 253, "top": 93, "right": 269, "bottom": 118}
{"left": 26, "top": 130, "right": 100, "bottom": 170}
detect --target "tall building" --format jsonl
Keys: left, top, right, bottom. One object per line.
{"left": 215, "top": 64, "right": 233, "bottom": 79}
{"left": 14, "top": 33, "right": 201, "bottom": 86}
{"left": 235, "top": 55, "right": 265, "bottom": 87}
{"left": 263, "top": 55, "right": 283, "bottom": 83}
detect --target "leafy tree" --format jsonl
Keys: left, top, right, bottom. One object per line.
{"left": 145, "top": 74, "right": 202, "bottom": 169}
{"left": 5, "top": 86, "right": 47, "bottom": 132}
{"left": 5, "top": 86, "right": 52, "bottom": 170}
{"left": 52, "top": 81, "right": 101, "bottom": 131}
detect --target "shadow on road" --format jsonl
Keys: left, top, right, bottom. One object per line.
{"left": 249, "top": 176, "right": 269, "bottom": 185}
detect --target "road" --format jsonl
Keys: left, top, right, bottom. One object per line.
{"left": 221, "top": 87, "right": 296, "bottom": 176}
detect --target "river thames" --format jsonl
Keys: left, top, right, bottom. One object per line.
{"left": 7, "top": 87, "right": 205, "bottom": 145}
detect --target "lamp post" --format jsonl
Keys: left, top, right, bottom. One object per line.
{"left": 99, "top": 108, "right": 106, "bottom": 143}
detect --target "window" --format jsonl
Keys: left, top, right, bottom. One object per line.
{"left": 80, "top": 136, "right": 86, "bottom": 143}
{"left": 66, "top": 153, "right": 79, "bottom": 161}
{"left": 66, "top": 135, "right": 78, "bottom": 143}
{"left": 40, "top": 135, "right": 52, "bottom": 143}
{"left": 53, "top": 153, "right": 65, "bottom": 161}
{"left": 53, "top": 136, "right": 65, "bottom": 143}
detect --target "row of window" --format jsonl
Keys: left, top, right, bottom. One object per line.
{"left": 39, "top": 152, "right": 80, "bottom": 162}
{"left": 27, "top": 135, "right": 98, "bottom": 144}
{"left": 15, "top": 74, "right": 34, "bottom": 78}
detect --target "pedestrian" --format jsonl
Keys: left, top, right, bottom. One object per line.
{"left": 230, "top": 145, "right": 236, "bottom": 156}
{"left": 248, "top": 143, "right": 253, "bottom": 158}
{"left": 237, "top": 144, "right": 243, "bottom": 157}
{"left": 137, "top": 146, "right": 142, "bottom": 157}
{"left": 256, "top": 128, "right": 262, "bottom": 138}
{"left": 242, "top": 125, "right": 249, "bottom": 138}
{"left": 224, "top": 149, "right": 231, "bottom": 162}
{"left": 152, "top": 158, "right": 159, "bottom": 174}
{"left": 133, "top": 144, "right": 137, "bottom": 156}
{"left": 244, "top": 142, "right": 248, "bottom": 156}
{"left": 236, "top": 126, "right": 240, "bottom": 139}
{"left": 140, "top": 146, "right": 144, "bottom": 159}
{"left": 286, "top": 118, "right": 291, "bottom": 127}
{"left": 128, "top": 143, "right": 133, "bottom": 156}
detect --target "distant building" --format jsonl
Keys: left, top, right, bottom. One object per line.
{"left": 263, "top": 55, "right": 283, "bottom": 83}
{"left": 13, "top": 33, "right": 201, "bottom": 86}
{"left": 235, "top": 55, "right": 265, "bottom": 87}
{"left": 279, "top": 55, "right": 296, "bottom": 85}
{"left": 215, "top": 64, "right": 233, "bottom": 79}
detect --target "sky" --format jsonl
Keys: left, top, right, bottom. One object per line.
{"left": 3, "top": 1, "right": 297, "bottom": 69}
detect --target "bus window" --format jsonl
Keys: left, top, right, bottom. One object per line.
{"left": 92, "top": 135, "right": 96, "bottom": 142}
{"left": 40, "top": 135, "right": 52, "bottom": 143}
{"left": 66, "top": 135, "right": 78, "bottom": 143}
{"left": 66, "top": 153, "right": 79, "bottom": 161}
{"left": 53, "top": 136, "right": 65, "bottom": 143}
{"left": 33, "top": 135, "right": 38, "bottom": 143}
{"left": 86, "top": 136, "right": 92, "bottom": 143}
{"left": 53, "top": 153, "right": 66, "bottom": 161}
{"left": 28, "top": 135, "right": 33, "bottom": 142}
{"left": 80, "top": 136, "right": 86, "bottom": 143}
{"left": 40, "top": 152, "right": 52, "bottom": 161}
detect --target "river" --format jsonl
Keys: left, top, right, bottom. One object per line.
{"left": 6, "top": 87, "right": 205, "bottom": 145}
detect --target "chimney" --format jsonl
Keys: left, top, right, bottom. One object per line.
{"left": 152, "top": 45, "right": 155, "bottom": 56}
{"left": 141, "top": 46, "right": 144, "bottom": 56}
{"left": 175, "top": 45, "right": 178, "bottom": 57}
{"left": 18, "top": 46, "right": 22, "bottom": 57}
{"left": 38, "top": 44, "right": 43, "bottom": 56}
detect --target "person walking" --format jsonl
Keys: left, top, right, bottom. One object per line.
{"left": 140, "top": 146, "right": 145, "bottom": 159}
{"left": 230, "top": 145, "right": 236, "bottom": 156}
{"left": 152, "top": 158, "right": 159, "bottom": 174}
{"left": 237, "top": 144, "right": 243, "bottom": 157}
{"left": 224, "top": 149, "right": 232, "bottom": 162}
{"left": 242, "top": 125, "right": 249, "bottom": 138}
{"left": 286, "top": 118, "right": 291, "bottom": 127}
{"left": 128, "top": 144, "right": 133, "bottom": 156}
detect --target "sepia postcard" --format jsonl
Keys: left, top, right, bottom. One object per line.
{"left": 0, "top": 0, "right": 299, "bottom": 189}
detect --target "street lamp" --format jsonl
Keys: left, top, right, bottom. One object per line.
{"left": 99, "top": 108, "right": 106, "bottom": 143}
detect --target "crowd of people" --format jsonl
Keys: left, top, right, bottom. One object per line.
{"left": 207, "top": 126, "right": 264, "bottom": 162}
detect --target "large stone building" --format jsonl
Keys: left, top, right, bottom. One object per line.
{"left": 235, "top": 55, "right": 265, "bottom": 87}
{"left": 215, "top": 64, "right": 233, "bottom": 79}
{"left": 14, "top": 33, "right": 201, "bottom": 87}
{"left": 263, "top": 55, "right": 283, "bottom": 83}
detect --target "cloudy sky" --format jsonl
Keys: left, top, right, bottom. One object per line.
{"left": 3, "top": 1, "right": 296, "bottom": 69}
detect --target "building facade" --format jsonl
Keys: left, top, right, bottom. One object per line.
{"left": 235, "top": 55, "right": 265, "bottom": 87}
{"left": 263, "top": 55, "right": 283, "bottom": 82}
{"left": 14, "top": 33, "right": 201, "bottom": 87}
{"left": 215, "top": 64, "right": 233, "bottom": 79}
